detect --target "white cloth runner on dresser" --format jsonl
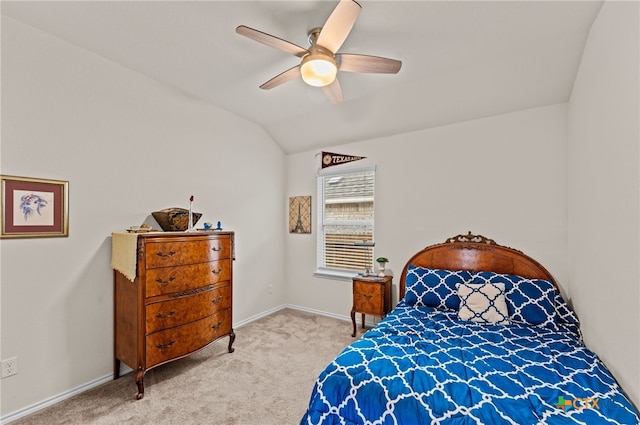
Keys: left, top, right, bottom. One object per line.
{"left": 111, "top": 232, "right": 139, "bottom": 282}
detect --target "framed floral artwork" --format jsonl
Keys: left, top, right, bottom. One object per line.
{"left": 1, "top": 175, "right": 69, "bottom": 239}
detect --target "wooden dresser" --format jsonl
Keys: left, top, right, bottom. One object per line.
{"left": 113, "top": 231, "right": 235, "bottom": 399}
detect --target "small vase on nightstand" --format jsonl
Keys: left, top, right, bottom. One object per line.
{"left": 376, "top": 257, "right": 388, "bottom": 277}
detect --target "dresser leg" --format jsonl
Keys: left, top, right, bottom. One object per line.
{"left": 361, "top": 313, "right": 365, "bottom": 329}
{"left": 114, "top": 358, "right": 121, "bottom": 380}
{"left": 135, "top": 368, "right": 145, "bottom": 400}
{"left": 350, "top": 308, "right": 356, "bottom": 337}
{"left": 228, "top": 330, "right": 236, "bottom": 353}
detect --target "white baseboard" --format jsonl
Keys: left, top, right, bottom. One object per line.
{"left": 284, "top": 303, "right": 351, "bottom": 322}
{"left": 0, "top": 304, "right": 355, "bottom": 424}
{"left": 233, "top": 304, "right": 288, "bottom": 328}
{"left": 1, "top": 373, "right": 114, "bottom": 424}
{"left": 284, "top": 303, "right": 380, "bottom": 327}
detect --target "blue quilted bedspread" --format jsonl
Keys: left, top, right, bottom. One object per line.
{"left": 301, "top": 302, "right": 639, "bottom": 425}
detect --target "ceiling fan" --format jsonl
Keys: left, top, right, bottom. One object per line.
{"left": 235, "top": 0, "right": 402, "bottom": 104}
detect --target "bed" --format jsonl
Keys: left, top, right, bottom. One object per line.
{"left": 301, "top": 232, "right": 639, "bottom": 425}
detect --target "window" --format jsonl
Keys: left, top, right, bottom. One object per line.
{"left": 316, "top": 165, "right": 375, "bottom": 279}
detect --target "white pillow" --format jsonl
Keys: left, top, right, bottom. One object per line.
{"left": 457, "top": 282, "right": 509, "bottom": 325}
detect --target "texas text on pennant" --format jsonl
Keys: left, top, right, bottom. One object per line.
{"left": 321, "top": 151, "right": 366, "bottom": 168}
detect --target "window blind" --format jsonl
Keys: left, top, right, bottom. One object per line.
{"left": 317, "top": 166, "right": 375, "bottom": 274}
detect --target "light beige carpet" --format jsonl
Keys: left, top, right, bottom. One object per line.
{"left": 10, "top": 308, "right": 357, "bottom": 425}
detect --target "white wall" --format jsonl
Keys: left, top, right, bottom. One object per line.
{"left": 286, "top": 104, "right": 569, "bottom": 317}
{"left": 1, "top": 17, "right": 287, "bottom": 417}
{"left": 567, "top": 0, "right": 639, "bottom": 406}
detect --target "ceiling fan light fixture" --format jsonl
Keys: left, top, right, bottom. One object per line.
{"left": 237, "top": 0, "right": 400, "bottom": 103}
{"left": 300, "top": 53, "right": 337, "bottom": 87}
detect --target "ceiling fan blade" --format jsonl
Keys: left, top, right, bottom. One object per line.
{"left": 260, "top": 65, "right": 302, "bottom": 90}
{"left": 336, "top": 53, "right": 402, "bottom": 74}
{"left": 316, "top": 0, "right": 361, "bottom": 53}
{"left": 236, "top": 25, "right": 308, "bottom": 58}
{"left": 322, "top": 78, "right": 344, "bottom": 104}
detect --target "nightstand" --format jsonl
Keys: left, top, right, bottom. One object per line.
{"left": 351, "top": 275, "right": 392, "bottom": 337}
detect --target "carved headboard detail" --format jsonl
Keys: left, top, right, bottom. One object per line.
{"left": 445, "top": 231, "right": 497, "bottom": 245}
{"left": 398, "top": 232, "right": 557, "bottom": 299}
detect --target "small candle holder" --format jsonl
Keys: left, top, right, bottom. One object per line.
{"left": 186, "top": 195, "right": 197, "bottom": 232}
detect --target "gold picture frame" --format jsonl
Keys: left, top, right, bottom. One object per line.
{"left": 289, "top": 196, "right": 311, "bottom": 234}
{"left": 1, "top": 175, "right": 69, "bottom": 239}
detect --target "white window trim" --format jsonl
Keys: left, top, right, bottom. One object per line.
{"left": 315, "top": 164, "right": 376, "bottom": 280}
{"left": 313, "top": 268, "right": 358, "bottom": 281}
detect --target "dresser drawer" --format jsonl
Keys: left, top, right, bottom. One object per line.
{"left": 353, "top": 280, "right": 384, "bottom": 315}
{"left": 145, "top": 237, "right": 230, "bottom": 269}
{"left": 146, "top": 309, "right": 232, "bottom": 367}
{"left": 145, "top": 285, "right": 231, "bottom": 334}
{"left": 145, "top": 259, "right": 230, "bottom": 297}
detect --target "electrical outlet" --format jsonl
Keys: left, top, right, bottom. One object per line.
{"left": 268, "top": 284, "right": 273, "bottom": 294}
{"left": 2, "top": 357, "right": 18, "bottom": 378}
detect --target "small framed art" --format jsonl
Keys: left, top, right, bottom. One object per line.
{"left": 1, "top": 175, "right": 69, "bottom": 239}
{"left": 289, "top": 196, "right": 311, "bottom": 234}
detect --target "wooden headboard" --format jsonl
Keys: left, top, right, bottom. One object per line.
{"left": 398, "top": 232, "right": 557, "bottom": 299}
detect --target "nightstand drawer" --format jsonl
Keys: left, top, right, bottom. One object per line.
{"left": 351, "top": 276, "right": 392, "bottom": 337}
{"left": 353, "top": 281, "right": 384, "bottom": 315}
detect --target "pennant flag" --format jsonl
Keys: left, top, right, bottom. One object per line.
{"left": 321, "top": 151, "right": 366, "bottom": 168}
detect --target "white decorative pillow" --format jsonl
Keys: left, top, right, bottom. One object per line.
{"left": 457, "top": 282, "right": 509, "bottom": 325}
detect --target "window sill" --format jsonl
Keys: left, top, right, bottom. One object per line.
{"left": 313, "top": 269, "right": 358, "bottom": 282}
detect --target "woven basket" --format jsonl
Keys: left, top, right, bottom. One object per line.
{"left": 151, "top": 208, "right": 202, "bottom": 231}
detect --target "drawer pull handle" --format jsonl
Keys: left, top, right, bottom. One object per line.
{"left": 211, "top": 320, "right": 224, "bottom": 330}
{"left": 156, "top": 276, "right": 176, "bottom": 285}
{"left": 156, "top": 251, "right": 176, "bottom": 258}
{"left": 211, "top": 268, "right": 223, "bottom": 275}
{"left": 211, "top": 246, "right": 222, "bottom": 252}
{"left": 363, "top": 294, "right": 373, "bottom": 299}
{"left": 156, "top": 340, "right": 176, "bottom": 350}
{"left": 211, "top": 296, "right": 224, "bottom": 304}
{"left": 156, "top": 310, "right": 176, "bottom": 319}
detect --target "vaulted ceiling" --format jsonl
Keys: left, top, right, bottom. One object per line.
{"left": 2, "top": 1, "right": 603, "bottom": 153}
